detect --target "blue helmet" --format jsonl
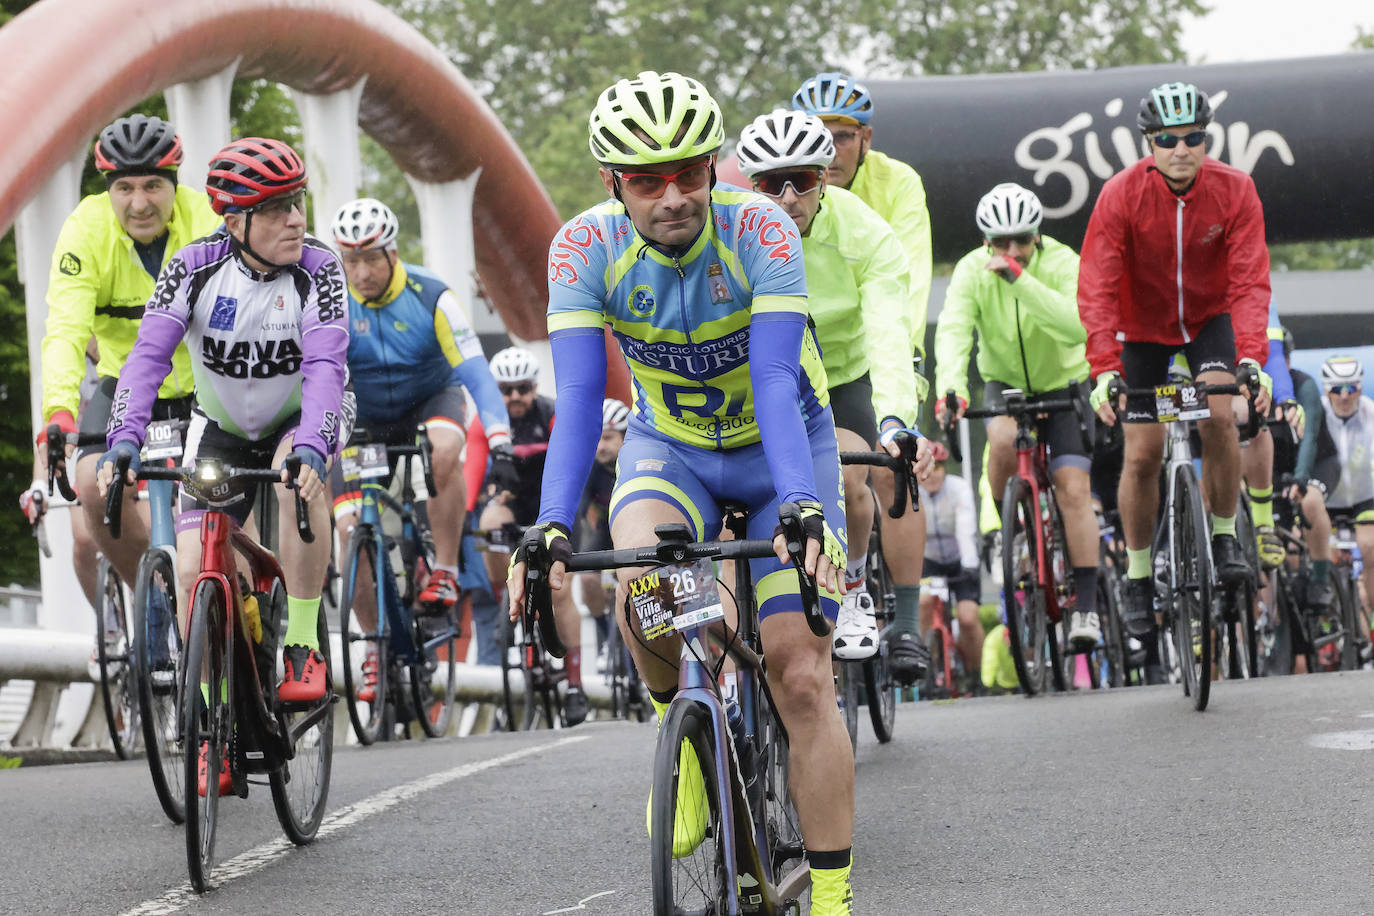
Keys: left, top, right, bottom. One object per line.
{"left": 1137, "top": 82, "right": 1213, "bottom": 133}
{"left": 792, "top": 72, "right": 873, "bottom": 125}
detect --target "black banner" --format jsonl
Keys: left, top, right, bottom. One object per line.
{"left": 868, "top": 53, "right": 1374, "bottom": 261}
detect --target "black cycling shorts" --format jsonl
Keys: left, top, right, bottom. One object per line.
{"left": 79, "top": 376, "right": 193, "bottom": 461}
{"left": 1119, "top": 313, "right": 1236, "bottom": 423}
{"left": 983, "top": 380, "right": 1093, "bottom": 473}
{"left": 921, "top": 558, "right": 981, "bottom": 604}
{"left": 828, "top": 373, "right": 879, "bottom": 447}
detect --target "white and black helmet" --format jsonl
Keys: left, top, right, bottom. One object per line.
{"left": 975, "top": 182, "right": 1044, "bottom": 237}
{"left": 331, "top": 197, "right": 399, "bottom": 251}
{"left": 602, "top": 398, "right": 630, "bottom": 432}
{"left": 490, "top": 346, "right": 540, "bottom": 384}
{"left": 1321, "top": 355, "right": 1364, "bottom": 389}
{"left": 735, "top": 109, "right": 835, "bottom": 177}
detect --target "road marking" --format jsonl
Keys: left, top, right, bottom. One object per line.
{"left": 544, "top": 889, "right": 621, "bottom": 913}
{"left": 118, "top": 735, "right": 589, "bottom": 916}
{"left": 1308, "top": 729, "right": 1374, "bottom": 750}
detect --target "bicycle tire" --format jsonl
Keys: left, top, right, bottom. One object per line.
{"left": 650, "top": 699, "right": 727, "bottom": 916}
{"left": 1334, "top": 570, "right": 1361, "bottom": 671}
{"left": 270, "top": 604, "right": 334, "bottom": 844}
{"left": 184, "top": 578, "right": 230, "bottom": 893}
{"left": 922, "top": 627, "right": 949, "bottom": 699}
{"left": 1224, "top": 577, "right": 1257, "bottom": 680}
{"left": 134, "top": 549, "right": 185, "bottom": 824}
{"left": 1046, "top": 498, "right": 1072, "bottom": 693}
{"left": 410, "top": 601, "right": 458, "bottom": 738}
{"left": 761, "top": 698, "right": 808, "bottom": 911}
{"left": 498, "top": 616, "right": 534, "bottom": 731}
{"left": 1170, "top": 464, "right": 1212, "bottom": 710}
{"left": 1001, "top": 477, "right": 1049, "bottom": 696}
{"left": 838, "top": 661, "right": 861, "bottom": 751}
{"left": 96, "top": 560, "right": 139, "bottom": 760}
{"left": 862, "top": 649, "right": 896, "bottom": 743}
{"left": 339, "top": 532, "right": 388, "bottom": 745}
{"left": 1097, "top": 558, "right": 1126, "bottom": 688}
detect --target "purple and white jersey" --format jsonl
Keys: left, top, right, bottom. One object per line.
{"left": 107, "top": 229, "right": 349, "bottom": 459}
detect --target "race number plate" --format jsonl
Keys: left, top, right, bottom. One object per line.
{"left": 339, "top": 443, "right": 389, "bottom": 482}
{"left": 628, "top": 557, "right": 722, "bottom": 641}
{"left": 142, "top": 420, "right": 183, "bottom": 460}
{"left": 1154, "top": 382, "right": 1209, "bottom": 423}
{"left": 922, "top": 575, "right": 950, "bottom": 605}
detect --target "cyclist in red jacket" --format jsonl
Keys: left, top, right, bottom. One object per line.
{"left": 1079, "top": 81, "right": 1272, "bottom": 658}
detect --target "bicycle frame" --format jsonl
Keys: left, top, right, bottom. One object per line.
{"left": 351, "top": 462, "right": 430, "bottom": 669}
{"left": 1011, "top": 421, "right": 1071, "bottom": 625}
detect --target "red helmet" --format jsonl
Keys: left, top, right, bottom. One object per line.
{"left": 205, "top": 138, "right": 306, "bottom": 215}
{"left": 929, "top": 440, "right": 951, "bottom": 463}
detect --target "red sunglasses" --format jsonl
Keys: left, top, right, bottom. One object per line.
{"left": 754, "top": 169, "right": 823, "bottom": 198}
{"left": 612, "top": 160, "right": 713, "bottom": 199}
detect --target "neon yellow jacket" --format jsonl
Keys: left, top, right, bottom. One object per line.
{"left": 804, "top": 187, "right": 919, "bottom": 427}
{"left": 934, "top": 235, "right": 1088, "bottom": 402}
{"left": 41, "top": 185, "right": 221, "bottom": 421}
{"left": 846, "top": 149, "right": 934, "bottom": 368}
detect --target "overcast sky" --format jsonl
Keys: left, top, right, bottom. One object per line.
{"left": 1181, "top": 0, "right": 1371, "bottom": 63}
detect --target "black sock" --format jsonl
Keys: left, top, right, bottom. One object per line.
{"left": 648, "top": 686, "right": 678, "bottom": 706}
{"left": 1073, "top": 567, "right": 1098, "bottom": 615}
{"left": 808, "top": 847, "right": 852, "bottom": 870}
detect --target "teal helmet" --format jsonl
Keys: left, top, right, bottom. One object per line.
{"left": 1137, "top": 82, "right": 1213, "bottom": 133}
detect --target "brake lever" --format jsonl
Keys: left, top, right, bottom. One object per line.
{"left": 104, "top": 452, "right": 130, "bottom": 539}
{"left": 284, "top": 454, "right": 314, "bottom": 544}
{"left": 47, "top": 426, "right": 77, "bottom": 502}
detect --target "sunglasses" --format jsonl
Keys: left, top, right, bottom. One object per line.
{"left": 613, "top": 160, "right": 712, "bottom": 199}
{"left": 829, "top": 129, "right": 862, "bottom": 146}
{"left": 499, "top": 382, "right": 534, "bottom": 396}
{"left": 754, "top": 169, "right": 823, "bottom": 198}
{"left": 1151, "top": 130, "right": 1207, "bottom": 149}
{"left": 1328, "top": 384, "right": 1360, "bottom": 396}
{"left": 988, "top": 233, "right": 1036, "bottom": 249}
{"left": 251, "top": 189, "right": 308, "bottom": 218}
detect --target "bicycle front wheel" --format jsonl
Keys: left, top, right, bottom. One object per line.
{"left": 184, "top": 578, "right": 231, "bottom": 893}
{"left": 271, "top": 603, "right": 334, "bottom": 844}
{"left": 862, "top": 648, "right": 896, "bottom": 743}
{"left": 1170, "top": 464, "right": 1213, "bottom": 710}
{"left": 134, "top": 549, "right": 185, "bottom": 824}
{"left": 96, "top": 560, "right": 138, "bottom": 760}
{"left": 650, "top": 700, "right": 727, "bottom": 916}
{"left": 410, "top": 603, "right": 458, "bottom": 738}
{"left": 498, "top": 615, "right": 534, "bottom": 731}
{"left": 1002, "top": 478, "right": 1049, "bottom": 696}
{"left": 339, "top": 532, "right": 388, "bottom": 745}
{"left": 1334, "top": 569, "right": 1361, "bottom": 670}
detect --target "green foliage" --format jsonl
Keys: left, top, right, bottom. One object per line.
{"left": 1270, "top": 239, "right": 1374, "bottom": 271}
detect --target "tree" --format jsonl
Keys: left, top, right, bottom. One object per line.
{"left": 385, "top": 0, "right": 1203, "bottom": 219}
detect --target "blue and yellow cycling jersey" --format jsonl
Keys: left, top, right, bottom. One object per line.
{"left": 345, "top": 261, "right": 510, "bottom": 444}
{"left": 540, "top": 185, "right": 832, "bottom": 531}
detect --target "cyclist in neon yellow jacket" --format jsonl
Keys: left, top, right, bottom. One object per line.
{"left": 39, "top": 114, "right": 221, "bottom": 589}
{"left": 737, "top": 109, "right": 934, "bottom": 685}
{"left": 793, "top": 73, "right": 933, "bottom": 396}
{"left": 933, "top": 183, "right": 1103, "bottom": 650}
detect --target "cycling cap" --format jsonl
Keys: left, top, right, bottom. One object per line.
{"left": 490, "top": 347, "right": 540, "bottom": 384}
{"left": 792, "top": 73, "right": 873, "bottom": 125}
{"left": 736, "top": 109, "right": 835, "bottom": 177}
{"left": 205, "top": 138, "right": 307, "bottom": 215}
{"left": 332, "top": 198, "right": 399, "bottom": 251}
{"left": 929, "top": 440, "right": 950, "bottom": 464}
{"left": 94, "top": 114, "right": 183, "bottom": 176}
{"left": 588, "top": 71, "right": 724, "bottom": 166}
{"left": 602, "top": 398, "right": 630, "bottom": 432}
{"left": 1321, "top": 355, "right": 1363, "bottom": 389}
{"left": 975, "top": 183, "right": 1043, "bottom": 237}
{"left": 1137, "top": 82, "right": 1213, "bottom": 133}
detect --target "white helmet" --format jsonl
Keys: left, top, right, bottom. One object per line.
{"left": 602, "top": 398, "right": 630, "bottom": 432}
{"left": 735, "top": 109, "right": 835, "bottom": 177}
{"left": 1321, "top": 355, "right": 1364, "bottom": 389}
{"left": 331, "top": 197, "right": 399, "bottom": 251}
{"left": 975, "top": 183, "right": 1044, "bottom": 237}
{"left": 490, "top": 346, "right": 540, "bottom": 384}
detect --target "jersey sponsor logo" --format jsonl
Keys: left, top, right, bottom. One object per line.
{"left": 709, "top": 274, "right": 732, "bottom": 305}
{"left": 618, "top": 326, "right": 750, "bottom": 380}
{"left": 661, "top": 382, "right": 748, "bottom": 421}
{"left": 58, "top": 252, "right": 82, "bottom": 276}
{"left": 393, "top": 320, "right": 409, "bottom": 332}
{"left": 628, "top": 284, "right": 656, "bottom": 318}
{"left": 549, "top": 219, "right": 603, "bottom": 286}
{"left": 148, "top": 257, "right": 188, "bottom": 312}
{"left": 634, "top": 458, "right": 666, "bottom": 472}
{"left": 315, "top": 258, "right": 347, "bottom": 322}
{"left": 738, "top": 204, "right": 797, "bottom": 263}
{"left": 273, "top": 295, "right": 285, "bottom": 310}
{"left": 1200, "top": 223, "right": 1224, "bottom": 244}
{"left": 107, "top": 389, "right": 131, "bottom": 432}
{"left": 319, "top": 409, "right": 340, "bottom": 448}
{"left": 353, "top": 318, "right": 371, "bottom": 336}
{"left": 209, "top": 296, "right": 238, "bottom": 331}
{"left": 201, "top": 337, "right": 303, "bottom": 379}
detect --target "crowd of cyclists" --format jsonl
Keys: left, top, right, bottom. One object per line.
{"left": 21, "top": 68, "right": 1374, "bottom": 915}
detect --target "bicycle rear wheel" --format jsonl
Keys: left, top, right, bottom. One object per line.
{"left": 410, "top": 601, "right": 458, "bottom": 737}
{"left": 1002, "top": 478, "right": 1049, "bottom": 696}
{"left": 761, "top": 699, "right": 808, "bottom": 912}
{"left": 184, "top": 578, "right": 231, "bottom": 893}
{"left": 1334, "top": 570, "right": 1361, "bottom": 670}
{"left": 1170, "top": 465, "right": 1212, "bottom": 710}
{"left": 134, "top": 549, "right": 185, "bottom": 824}
{"left": 339, "top": 532, "right": 388, "bottom": 745}
{"left": 837, "top": 661, "right": 861, "bottom": 751}
{"left": 862, "top": 649, "right": 896, "bottom": 743}
{"left": 271, "top": 605, "right": 334, "bottom": 843}
{"left": 922, "top": 626, "right": 949, "bottom": 699}
{"left": 499, "top": 616, "right": 534, "bottom": 731}
{"left": 96, "top": 560, "right": 138, "bottom": 760}
{"left": 650, "top": 700, "right": 727, "bottom": 916}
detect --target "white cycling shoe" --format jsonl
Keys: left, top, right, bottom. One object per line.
{"left": 1068, "top": 611, "right": 1102, "bottom": 649}
{"left": 832, "top": 590, "right": 879, "bottom": 660}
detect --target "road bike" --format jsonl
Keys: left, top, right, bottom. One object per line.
{"left": 336, "top": 427, "right": 459, "bottom": 744}
{"left": 947, "top": 387, "right": 1094, "bottom": 696}
{"left": 527, "top": 504, "right": 823, "bottom": 915}
{"left": 108, "top": 454, "right": 333, "bottom": 893}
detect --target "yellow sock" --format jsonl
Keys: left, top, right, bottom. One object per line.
{"left": 283, "top": 595, "right": 320, "bottom": 651}
{"left": 809, "top": 849, "right": 854, "bottom": 916}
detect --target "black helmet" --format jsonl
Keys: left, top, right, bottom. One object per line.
{"left": 94, "top": 114, "right": 183, "bottom": 175}
{"left": 1136, "top": 82, "right": 1213, "bottom": 134}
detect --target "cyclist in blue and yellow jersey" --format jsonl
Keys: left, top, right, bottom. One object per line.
{"left": 327, "top": 197, "right": 517, "bottom": 705}
{"left": 934, "top": 183, "right": 1103, "bottom": 651}
{"left": 736, "top": 108, "right": 935, "bottom": 684}
{"left": 39, "top": 114, "right": 221, "bottom": 589}
{"left": 1239, "top": 297, "right": 1299, "bottom": 573}
{"left": 793, "top": 72, "right": 933, "bottom": 392}
{"left": 507, "top": 72, "right": 857, "bottom": 915}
